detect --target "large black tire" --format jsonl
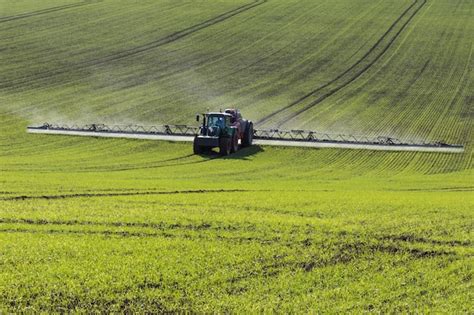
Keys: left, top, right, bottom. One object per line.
{"left": 242, "top": 122, "right": 253, "bottom": 147}
{"left": 230, "top": 134, "right": 239, "bottom": 153}
{"left": 219, "top": 137, "right": 231, "bottom": 156}
{"left": 193, "top": 137, "right": 203, "bottom": 155}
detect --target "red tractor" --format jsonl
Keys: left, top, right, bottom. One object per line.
{"left": 193, "top": 109, "right": 254, "bottom": 155}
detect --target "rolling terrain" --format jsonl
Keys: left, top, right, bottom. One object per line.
{"left": 0, "top": 0, "right": 472, "bottom": 312}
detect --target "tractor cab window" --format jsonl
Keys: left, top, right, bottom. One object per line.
{"left": 208, "top": 115, "right": 225, "bottom": 128}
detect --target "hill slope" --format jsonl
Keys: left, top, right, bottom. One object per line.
{"left": 0, "top": 0, "right": 472, "bottom": 312}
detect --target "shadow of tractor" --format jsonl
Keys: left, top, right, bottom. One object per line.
{"left": 196, "top": 145, "right": 265, "bottom": 160}
{"left": 224, "top": 145, "right": 265, "bottom": 160}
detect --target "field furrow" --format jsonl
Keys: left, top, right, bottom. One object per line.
{"left": 256, "top": 0, "right": 427, "bottom": 127}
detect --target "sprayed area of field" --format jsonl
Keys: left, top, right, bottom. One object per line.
{"left": 0, "top": 0, "right": 472, "bottom": 312}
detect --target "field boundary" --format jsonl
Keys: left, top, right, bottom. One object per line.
{"left": 256, "top": 0, "right": 428, "bottom": 126}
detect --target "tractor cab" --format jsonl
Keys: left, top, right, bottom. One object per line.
{"left": 196, "top": 112, "right": 233, "bottom": 137}
{"left": 207, "top": 113, "right": 230, "bottom": 129}
{"left": 194, "top": 110, "right": 253, "bottom": 156}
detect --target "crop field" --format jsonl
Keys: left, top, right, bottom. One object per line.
{"left": 0, "top": 0, "right": 473, "bottom": 312}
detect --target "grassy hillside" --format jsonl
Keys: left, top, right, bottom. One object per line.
{"left": 0, "top": 0, "right": 472, "bottom": 312}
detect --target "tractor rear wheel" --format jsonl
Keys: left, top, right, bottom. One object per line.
{"left": 193, "top": 138, "right": 203, "bottom": 155}
{"left": 219, "top": 137, "right": 231, "bottom": 156}
{"left": 242, "top": 122, "right": 253, "bottom": 147}
{"left": 230, "top": 134, "right": 239, "bottom": 153}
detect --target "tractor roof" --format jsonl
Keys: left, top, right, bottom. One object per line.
{"left": 206, "top": 112, "right": 232, "bottom": 117}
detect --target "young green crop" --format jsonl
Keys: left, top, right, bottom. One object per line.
{"left": 0, "top": 0, "right": 472, "bottom": 312}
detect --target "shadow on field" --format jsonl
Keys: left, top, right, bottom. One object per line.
{"left": 197, "top": 145, "right": 265, "bottom": 160}
{"left": 226, "top": 145, "right": 265, "bottom": 160}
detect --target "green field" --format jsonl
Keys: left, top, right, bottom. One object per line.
{"left": 0, "top": 0, "right": 473, "bottom": 312}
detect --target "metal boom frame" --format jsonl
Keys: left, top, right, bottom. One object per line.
{"left": 27, "top": 123, "right": 464, "bottom": 153}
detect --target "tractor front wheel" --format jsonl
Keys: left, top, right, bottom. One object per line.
{"left": 219, "top": 137, "right": 231, "bottom": 156}
{"left": 193, "top": 138, "right": 203, "bottom": 155}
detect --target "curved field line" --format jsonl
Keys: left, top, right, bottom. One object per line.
{"left": 0, "top": 0, "right": 267, "bottom": 89}
{"left": 377, "top": 6, "right": 470, "bottom": 149}
{"left": 0, "top": 1, "right": 100, "bottom": 23}
{"left": 113, "top": 0, "right": 305, "bottom": 87}
{"left": 427, "top": 41, "right": 473, "bottom": 141}
{"left": 0, "top": 189, "right": 252, "bottom": 201}
{"left": 0, "top": 218, "right": 260, "bottom": 233}
{"left": 0, "top": 154, "right": 218, "bottom": 173}
{"left": 259, "top": 0, "right": 426, "bottom": 126}
{"left": 323, "top": 0, "right": 433, "bottom": 140}
{"left": 0, "top": 227, "right": 174, "bottom": 239}
{"left": 84, "top": 154, "right": 221, "bottom": 172}
{"left": 103, "top": 1, "right": 320, "bottom": 119}
{"left": 256, "top": 0, "right": 427, "bottom": 126}
{"left": 0, "top": 228, "right": 281, "bottom": 244}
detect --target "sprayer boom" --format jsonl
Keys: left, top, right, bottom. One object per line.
{"left": 27, "top": 122, "right": 464, "bottom": 154}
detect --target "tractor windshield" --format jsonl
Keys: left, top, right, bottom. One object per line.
{"left": 207, "top": 115, "right": 225, "bottom": 128}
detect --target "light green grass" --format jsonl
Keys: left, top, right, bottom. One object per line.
{"left": 0, "top": 0, "right": 472, "bottom": 312}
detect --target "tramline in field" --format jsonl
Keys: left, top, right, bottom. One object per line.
{"left": 27, "top": 109, "right": 464, "bottom": 154}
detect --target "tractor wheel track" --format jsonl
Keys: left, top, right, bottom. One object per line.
{"left": 0, "top": 189, "right": 250, "bottom": 201}
{"left": 0, "top": 1, "right": 101, "bottom": 24}
{"left": 0, "top": 0, "right": 266, "bottom": 89}
{"left": 0, "top": 218, "right": 262, "bottom": 233}
{"left": 256, "top": 0, "right": 427, "bottom": 127}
